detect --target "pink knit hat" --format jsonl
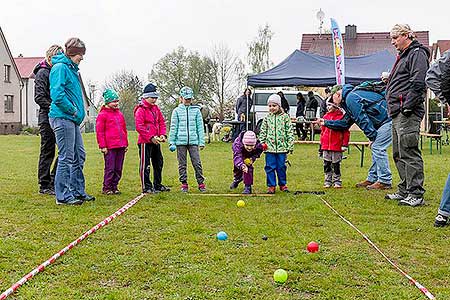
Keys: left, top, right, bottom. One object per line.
{"left": 242, "top": 131, "right": 257, "bottom": 145}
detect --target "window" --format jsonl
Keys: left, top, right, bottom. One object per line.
{"left": 4, "top": 65, "right": 11, "bottom": 82}
{"left": 4, "top": 95, "right": 14, "bottom": 113}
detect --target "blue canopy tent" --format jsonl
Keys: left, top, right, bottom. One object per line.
{"left": 247, "top": 49, "right": 396, "bottom": 87}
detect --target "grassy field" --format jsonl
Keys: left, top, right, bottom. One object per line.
{"left": 1, "top": 131, "right": 450, "bottom": 299}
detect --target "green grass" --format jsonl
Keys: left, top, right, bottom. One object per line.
{"left": 1, "top": 132, "right": 450, "bottom": 299}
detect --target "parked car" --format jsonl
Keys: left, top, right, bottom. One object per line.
{"left": 251, "top": 89, "right": 324, "bottom": 134}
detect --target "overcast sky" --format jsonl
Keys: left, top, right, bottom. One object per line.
{"left": 2, "top": 0, "right": 449, "bottom": 93}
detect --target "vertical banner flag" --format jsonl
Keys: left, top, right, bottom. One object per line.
{"left": 331, "top": 18, "right": 345, "bottom": 85}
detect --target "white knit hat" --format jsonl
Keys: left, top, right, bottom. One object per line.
{"left": 267, "top": 94, "right": 281, "bottom": 106}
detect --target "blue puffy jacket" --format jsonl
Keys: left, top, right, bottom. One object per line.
{"left": 49, "top": 54, "right": 85, "bottom": 125}
{"left": 169, "top": 104, "right": 205, "bottom": 146}
{"left": 324, "top": 84, "right": 391, "bottom": 141}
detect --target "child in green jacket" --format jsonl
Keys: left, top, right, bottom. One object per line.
{"left": 258, "top": 94, "right": 294, "bottom": 194}
{"left": 169, "top": 86, "right": 206, "bottom": 193}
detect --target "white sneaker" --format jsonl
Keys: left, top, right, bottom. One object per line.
{"left": 384, "top": 193, "right": 406, "bottom": 201}
{"left": 398, "top": 195, "right": 425, "bottom": 207}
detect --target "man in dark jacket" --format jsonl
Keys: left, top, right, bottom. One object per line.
{"left": 426, "top": 50, "right": 450, "bottom": 226}
{"left": 305, "top": 91, "right": 318, "bottom": 120}
{"left": 33, "top": 45, "right": 63, "bottom": 195}
{"left": 316, "top": 84, "right": 393, "bottom": 190}
{"left": 385, "top": 24, "right": 430, "bottom": 207}
{"left": 232, "top": 88, "right": 253, "bottom": 141}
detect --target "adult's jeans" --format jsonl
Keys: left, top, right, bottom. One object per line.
{"left": 38, "top": 120, "right": 58, "bottom": 190}
{"left": 438, "top": 174, "right": 450, "bottom": 217}
{"left": 367, "top": 121, "right": 393, "bottom": 185}
{"left": 264, "top": 152, "right": 287, "bottom": 187}
{"left": 392, "top": 114, "right": 425, "bottom": 197}
{"left": 50, "top": 118, "right": 86, "bottom": 202}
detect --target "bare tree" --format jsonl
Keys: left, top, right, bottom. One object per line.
{"left": 209, "top": 44, "right": 246, "bottom": 121}
{"left": 149, "top": 46, "right": 216, "bottom": 118}
{"left": 248, "top": 24, "right": 274, "bottom": 74}
{"left": 103, "top": 70, "right": 144, "bottom": 129}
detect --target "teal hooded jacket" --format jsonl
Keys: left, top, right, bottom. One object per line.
{"left": 49, "top": 54, "right": 85, "bottom": 125}
{"left": 169, "top": 104, "right": 205, "bottom": 146}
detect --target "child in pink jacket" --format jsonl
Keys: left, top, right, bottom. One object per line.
{"left": 134, "top": 83, "right": 170, "bottom": 194}
{"left": 96, "top": 89, "right": 128, "bottom": 194}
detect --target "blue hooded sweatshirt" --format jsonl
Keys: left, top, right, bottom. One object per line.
{"left": 324, "top": 84, "right": 391, "bottom": 141}
{"left": 48, "top": 54, "right": 85, "bottom": 125}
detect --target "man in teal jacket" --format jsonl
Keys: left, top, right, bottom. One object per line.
{"left": 49, "top": 37, "right": 94, "bottom": 205}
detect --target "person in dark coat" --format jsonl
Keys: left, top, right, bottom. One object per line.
{"left": 305, "top": 91, "right": 318, "bottom": 120}
{"left": 385, "top": 24, "right": 430, "bottom": 207}
{"left": 295, "top": 92, "right": 307, "bottom": 140}
{"left": 33, "top": 44, "right": 63, "bottom": 195}
{"left": 232, "top": 88, "right": 253, "bottom": 141}
{"left": 277, "top": 91, "right": 290, "bottom": 114}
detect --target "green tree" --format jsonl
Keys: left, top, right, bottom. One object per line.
{"left": 149, "top": 46, "right": 216, "bottom": 118}
{"left": 103, "top": 70, "right": 143, "bottom": 130}
{"left": 247, "top": 24, "right": 274, "bottom": 74}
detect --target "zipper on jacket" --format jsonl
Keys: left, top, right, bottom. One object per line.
{"left": 274, "top": 114, "right": 278, "bottom": 152}
{"left": 186, "top": 106, "right": 190, "bottom": 145}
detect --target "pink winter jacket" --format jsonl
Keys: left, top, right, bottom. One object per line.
{"left": 95, "top": 106, "right": 128, "bottom": 149}
{"left": 134, "top": 100, "right": 167, "bottom": 144}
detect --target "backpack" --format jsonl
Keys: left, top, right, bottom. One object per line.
{"left": 352, "top": 81, "right": 386, "bottom": 95}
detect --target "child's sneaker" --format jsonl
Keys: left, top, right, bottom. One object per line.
{"left": 280, "top": 185, "right": 290, "bottom": 193}
{"left": 323, "top": 182, "right": 332, "bottom": 188}
{"left": 230, "top": 179, "right": 241, "bottom": 189}
{"left": 333, "top": 183, "right": 342, "bottom": 189}
{"left": 242, "top": 185, "right": 252, "bottom": 194}
{"left": 434, "top": 214, "right": 449, "bottom": 227}
{"left": 181, "top": 183, "right": 188, "bottom": 193}
{"left": 198, "top": 183, "right": 207, "bottom": 193}
{"left": 267, "top": 186, "right": 276, "bottom": 194}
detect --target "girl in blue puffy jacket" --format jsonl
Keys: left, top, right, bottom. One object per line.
{"left": 169, "top": 87, "right": 206, "bottom": 193}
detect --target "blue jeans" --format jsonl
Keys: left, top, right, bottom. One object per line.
{"left": 264, "top": 152, "right": 287, "bottom": 187}
{"left": 367, "top": 121, "right": 392, "bottom": 185}
{"left": 438, "top": 174, "right": 450, "bottom": 217}
{"left": 50, "top": 118, "right": 86, "bottom": 202}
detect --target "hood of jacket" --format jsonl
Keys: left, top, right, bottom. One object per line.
{"left": 399, "top": 40, "right": 431, "bottom": 60}
{"left": 33, "top": 60, "right": 50, "bottom": 75}
{"left": 51, "top": 53, "right": 79, "bottom": 72}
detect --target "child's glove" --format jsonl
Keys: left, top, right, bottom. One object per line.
{"left": 261, "top": 143, "right": 268, "bottom": 151}
{"left": 341, "top": 146, "right": 348, "bottom": 152}
{"left": 243, "top": 158, "right": 252, "bottom": 166}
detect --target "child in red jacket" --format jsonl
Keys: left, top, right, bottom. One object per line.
{"left": 134, "top": 83, "right": 170, "bottom": 194}
{"left": 320, "top": 99, "right": 350, "bottom": 188}
{"left": 96, "top": 89, "right": 128, "bottom": 194}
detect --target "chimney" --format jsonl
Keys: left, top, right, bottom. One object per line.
{"left": 345, "top": 25, "right": 357, "bottom": 40}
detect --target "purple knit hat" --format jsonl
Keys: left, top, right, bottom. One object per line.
{"left": 242, "top": 131, "right": 257, "bottom": 145}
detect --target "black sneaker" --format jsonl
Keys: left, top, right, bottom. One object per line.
{"left": 76, "top": 194, "right": 95, "bottom": 201}
{"left": 143, "top": 188, "right": 155, "bottom": 194}
{"left": 39, "top": 188, "right": 55, "bottom": 195}
{"left": 56, "top": 198, "right": 84, "bottom": 205}
{"left": 434, "top": 214, "right": 449, "bottom": 227}
{"left": 230, "top": 179, "right": 241, "bottom": 189}
{"left": 155, "top": 185, "right": 171, "bottom": 192}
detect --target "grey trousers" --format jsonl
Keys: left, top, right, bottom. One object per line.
{"left": 176, "top": 145, "right": 205, "bottom": 184}
{"left": 392, "top": 113, "right": 425, "bottom": 197}
{"left": 323, "top": 150, "right": 342, "bottom": 186}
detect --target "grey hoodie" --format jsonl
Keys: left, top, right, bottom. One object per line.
{"left": 386, "top": 40, "right": 430, "bottom": 118}
{"left": 426, "top": 50, "right": 450, "bottom": 103}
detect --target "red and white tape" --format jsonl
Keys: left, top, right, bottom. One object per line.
{"left": 318, "top": 195, "right": 435, "bottom": 300}
{"left": 0, "top": 193, "right": 146, "bottom": 300}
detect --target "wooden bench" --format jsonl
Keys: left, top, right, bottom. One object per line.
{"left": 294, "top": 140, "right": 370, "bottom": 167}
{"left": 420, "top": 132, "right": 442, "bottom": 154}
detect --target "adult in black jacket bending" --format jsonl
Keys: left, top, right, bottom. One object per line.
{"left": 385, "top": 24, "right": 430, "bottom": 207}
{"left": 33, "top": 45, "right": 63, "bottom": 195}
